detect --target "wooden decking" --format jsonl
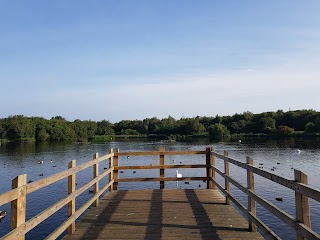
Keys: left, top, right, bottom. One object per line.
{"left": 63, "top": 189, "right": 264, "bottom": 240}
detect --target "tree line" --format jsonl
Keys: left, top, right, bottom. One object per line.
{"left": 1, "top": 109, "right": 320, "bottom": 142}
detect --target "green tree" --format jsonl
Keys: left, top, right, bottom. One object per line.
{"left": 97, "top": 120, "right": 115, "bottom": 135}
{"left": 259, "top": 117, "right": 276, "bottom": 133}
{"left": 208, "top": 124, "right": 230, "bottom": 138}
{"left": 277, "top": 125, "right": 294, "bottom": 135}
{"left": 5, "top": 115, "right": 35, "bottom": 141}
{"left": 305, "top": 122, "right": 315, "bottom": 132}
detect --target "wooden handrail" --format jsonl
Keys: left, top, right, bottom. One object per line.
{"left": 115, "top": 164, "right": 206, "bottom": 170}
{"left": 116, "top": 150, "right": 207, "bottom": 156}
{"left": 0, "top": 151, "right": 115, "bottom": 240}
{"left": 211, "top": 150, "right": 320, "bottom": 240}
{"left": 1, "top": 147, "right": 319, "bottom": 240}
{"left": 26, "top": 152, "right": 114, "bottom": 194}
{"left": 212, "top": 151, "right": 320, "bottom": 202}
{"left": 115, "top": 177, "right": 208, "bottom": 182}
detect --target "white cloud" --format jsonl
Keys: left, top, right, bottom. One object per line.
{"left": 36, "top": 64, "right": 318, "bottom": 121}
{"left": 2, "top": 63, "right": 319, "bottom": 122}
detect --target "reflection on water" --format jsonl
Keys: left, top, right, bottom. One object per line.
{"left": 0, "top": 138, "right": 320, "bottom": 239}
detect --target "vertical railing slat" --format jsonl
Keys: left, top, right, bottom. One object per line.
{"left": 294, "top": 170, "right": 310, "bottom": 240}
{"left": 93, "top": 153, "right": 99, "bottom": 207}
{"left": 11, "top": 174, "right": 27, "bottom": 240}
{"left": 160, "top": 147, "right": 165, "bottom": 189}
{"left": 224, "top": 151, "right": 230, "bottom": 205}
{"left": 109, "top": 148, "right": 114, "bottom": 192}
{"left": 246, "top": 156, "right": 256, "bottom": 232}
{"left": 113, "top": 148, "right": 119, "bottom": 190}
{"left": 206, "top": 147, "right": 214, "bottom": 189}
{"left": 68, "top": 160, "right": 76, "bottom": 234}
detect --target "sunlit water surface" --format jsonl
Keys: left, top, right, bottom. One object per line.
{"left": 0, "top": 138, "right": 319, "bottom": 239}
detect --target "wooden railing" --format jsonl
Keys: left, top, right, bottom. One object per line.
{"left": 113, "top": 147, "right": 210, "bottom": 189}
{"left": 1, "top": 147, "right": 320, "bottom": 240}
{"left": 211, "top": 150, "right": 320, "bottom": 240}
{"left": 0, "top": 150, "right": 115, "bottom": 240}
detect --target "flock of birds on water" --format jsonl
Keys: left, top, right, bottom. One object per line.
{"left": 0, "top": 144, "right": 304, "bottom": 223}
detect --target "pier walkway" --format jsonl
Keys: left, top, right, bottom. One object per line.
{"left": 63, "top": 189, "right": 263, "bottom": 240}
{"left": 1, "top": 147, "right": 319, "bottom": 240}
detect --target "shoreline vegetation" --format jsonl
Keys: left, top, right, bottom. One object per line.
{"left": 1, "top": 109, "right": 320, "bottom": 143}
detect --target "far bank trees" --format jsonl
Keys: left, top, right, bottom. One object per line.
{"left": 1, "top": 109, "right": 320, "bottom": 142}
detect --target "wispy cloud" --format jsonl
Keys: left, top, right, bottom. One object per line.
{"left": 12, "top": 63, "right": 317, "bottom": 122}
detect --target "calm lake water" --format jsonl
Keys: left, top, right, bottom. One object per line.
{"left": 0, "top": 138, "right": 320, "bottom": 239}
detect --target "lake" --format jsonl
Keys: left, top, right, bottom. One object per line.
{"left": 0, "top": 138, "right": 320, "bottom": 239}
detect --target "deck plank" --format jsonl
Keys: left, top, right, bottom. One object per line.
{"left": 63, "top": 189, "right": 264, "bottom": 240}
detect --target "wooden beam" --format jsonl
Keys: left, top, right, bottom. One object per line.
{"left": 206, "top": 147, "right": 214, "bottom": 189}
{"left": 93, "top": 153, "right": 99, "bottom": 207}
{"left": 0, "top": 188, "right": 22, "bottom": 206}
{"left": 45, "top": 180, "right": 114, "bottom": 240}
{"left": 67, "top": 160, "right": 76, "bottom": 235}
{"left": 11, "top": 174, "right": 27, "bottom": 240}
{"left": 116, "top": 150, "right": 207, "bottom": 156}
{"left": 224, "top": 151, "right": 230, "bottom": 205}
{"left": 25, "top": 167, "right": 113, "bottom": 234}
{"left": 113, "top": 148, "right": 119, "bottom": 190}
{"left": 26, "top": 152, "right": 114, "bottom": 194}
{"left": 109, "top": 149, "right": 114, "bottom": 192}
{"left": 115, "top": 164, "right": 206, "bottom": 170}
{"left": 160, "top": 147, "right": 165, "bottom": 189}
{"left": 213, "top": 152, "right": 320, "bottom": 202}
{"left": 247, "top": 156, "right": 256, "bottom": 232}
{"left": 115, "top": 177, "right": 207, "bottom": 182}
{"left": 212, "top": 165, "right": 320, "bottom": 240}
{"left": 295, "top": 170, "right": 311, "bottom": 240}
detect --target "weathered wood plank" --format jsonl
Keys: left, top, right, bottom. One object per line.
{"left": 26, "top": 152, "right": 113, "bottom": 194}
{"left": 116, "top": 150, "right": 207, "bottom": 156}
{"left": 115, "top": 164, "right": 206, "bottom": 170}
{"left": 213, "top": 152, "right": 320, "bottom": 202}
{"left": 62, "top": 189, "right": 264, "bottom": 240}
{"left": 11, "top": 174, "right": 27, "bottom": 240}
{"left": 68, "top": 160, "right": 76, "bottom": 234}
{"left": 115, "top": 177, "right": 207, "bottom": 182}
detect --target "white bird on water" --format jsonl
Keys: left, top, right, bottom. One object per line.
{"left": 176, "top": 170, "right": 182, "bottom": 178}
{"left": 297, "top": 149, "right": 301, "bottom": 154}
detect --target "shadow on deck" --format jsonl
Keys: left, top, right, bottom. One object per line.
{"left": 63, "top": 189, "right": 264, "bottom": 240}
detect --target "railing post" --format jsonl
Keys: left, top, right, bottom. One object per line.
{"left": 224, "top": 151, "right": 230, "bottom": 205}
{"left": 113, "top": 148, "right": 119, "bottom": 190}
{"left": 109, "top": 148, "right": 114, "bottom": 192}
{"left": 294, "top": 170, "right": 310, "bottom": 240}
{"left": 160, "top": 147, "right": 165, "bottom": 189}
{"left": 68, "top": 160, "right": 76, "bottom": 235}
{"left": 11, "top": 174, "right": 27, "bottom": 240}
{"left": 206, "top": 147, "right": 215, "bottom": 189}
{"left": 246, "top": 156, "right": 256, "bottom": 232}
{"left": 93, "top": 153, "right": 99, "bottom": 207}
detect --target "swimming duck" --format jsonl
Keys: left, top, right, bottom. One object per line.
{"left": 0, "top": 211, "right": 7, "bottom": 222}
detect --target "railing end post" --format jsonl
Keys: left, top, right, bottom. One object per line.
{"left": 224, "top": 151, "right": 230, "bottom": 205}
{"left": 109, "top": 149, "right": 114, "bottom": 192}
{"left": 11, "top": 174, "right": 27, "bottom": 239}
{"left": 68, "top": 160, "right": 76, "bottom": 235}
{"left": 294, "top": 169, "right": 310, "bottom": 240}
{"left": 93, "top": 153, "right": 99, "bottom": 207}
{"left": 246, "top": 156, "right": 256, "bottom": 232}
{"left": 160, "top": 147, "right": 165, "bottom": 189}
{"left": 113, "top": 148, "right": 119, "bottom": 190}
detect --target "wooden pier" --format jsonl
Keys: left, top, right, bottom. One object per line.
{"left": 62, "top": 189, "right": 264, "bottom": 240}
{"left": 1, "top": 147, "right": 320, "bottom": 240}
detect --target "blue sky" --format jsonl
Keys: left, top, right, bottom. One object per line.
{"left": 1, "top": 1, "right": 320, "bottom": 122}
